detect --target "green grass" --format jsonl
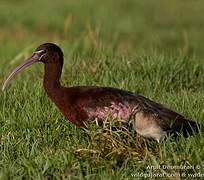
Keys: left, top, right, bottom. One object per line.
{"left": 0, "top": 0, "right": 204, "bottom": 179}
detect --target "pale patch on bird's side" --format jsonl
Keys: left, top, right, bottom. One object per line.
{"left": 134, "top": 111, "right": 166, "bottom": 142}
{"left": 86, "top": 101, "right": 132, "bottom": 121}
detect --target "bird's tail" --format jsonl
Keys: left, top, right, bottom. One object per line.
{"left": 177, "top": 118, "right": 199, "bottom": 137}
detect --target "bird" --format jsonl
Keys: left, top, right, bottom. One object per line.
{"left": 2, "top": 43, "right": 199, "bottom": 142}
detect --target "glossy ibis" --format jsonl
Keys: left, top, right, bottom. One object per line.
{"left": 2, "top": 43, "right": 199, "bottom": 142}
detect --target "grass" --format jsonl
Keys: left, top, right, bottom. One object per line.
{"left": 0, "top": 0, "right": 204, "bottom": 179}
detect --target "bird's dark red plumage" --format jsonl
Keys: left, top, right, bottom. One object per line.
{"left": 2, "top": 43, "right": 199, "bottom": 142}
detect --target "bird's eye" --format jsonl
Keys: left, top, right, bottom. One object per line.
{"left": 34, "top": 49, "right": 47, "bottom": 61}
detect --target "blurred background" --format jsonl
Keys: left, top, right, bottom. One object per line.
{"left": 0, "top": 0, "right": 204, "bottom": 59}
{"left": 1, "top": 1, "right": 204, "bottom": 178}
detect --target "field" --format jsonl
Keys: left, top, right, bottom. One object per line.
{"left": 0, "top": 0, "right": 204, "bottom": 179}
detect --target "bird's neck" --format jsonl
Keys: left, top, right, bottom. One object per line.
{"left": 43, "top": 62, "right": 62, "bottom": 94}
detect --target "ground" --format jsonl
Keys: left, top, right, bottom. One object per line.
{"left": 0, "top": 0, "right": 204, "bottom": 179}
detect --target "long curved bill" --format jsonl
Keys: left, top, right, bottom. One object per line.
{"left": 2, "top": 50, "right": 46, "bottom": 91}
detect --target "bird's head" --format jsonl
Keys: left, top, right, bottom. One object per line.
{"left": 2, "top": 43, "right": 64, "bottom": 90}
{"left": 36, "top": 43, "right": 64, "bottom": 64}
